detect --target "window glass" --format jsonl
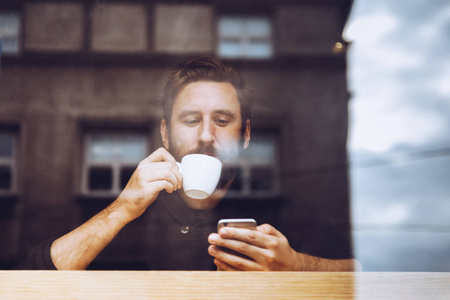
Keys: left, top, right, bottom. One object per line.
{"left": 84, "top": 133, "right": 148, "bottom": 195}
{"left": 120, "top": 136, "right": 147, "bottom": 161}
{"left": 0, "top": 12, "right": 20, "bottom": 54}
{"left": 245, "top": 18, "right": 271, "bottom": 36}
{"left": 88, "top": 135, "right": 115, "bottom": 161}
{"left": 218, "top": 16, "right": 272, "bottom": 59}
{"left": 120, "top": 166, "right": 135, "bottom": 189}
{"left": 0, "top": 166, "right": 12, "bottom": 189}
{"left": 218, "top": 40, "right": 242, "bottom": 58}
{"left": 227, "top": 128, "right": 279, "bottom": 196}
{"left": 0, "top": 134, "right": 14, "bottom": 157}
{"left": 218, "top": 17, "right": 243, "bottom": 36}
{"left": 247, "top": 41, "right": 272, "bottom": 58}
{"left": 88, "top": 166, "right": 112, "bottom": 190}
{"left": 243, "top": 131, "right": 276, "bottom": 162}
{"left": 0, "top": 133, "right": 16, "bottom": 192}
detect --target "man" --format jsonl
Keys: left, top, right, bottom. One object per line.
{"left": 19, "top": 57, "right": 356, "bottom": 271}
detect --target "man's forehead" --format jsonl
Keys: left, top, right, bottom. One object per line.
{"left": 172, "top": 81, "right": 241, "bottom": 113}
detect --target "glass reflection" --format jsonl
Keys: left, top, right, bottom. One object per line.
{"left": 0, "top": 12, "right": 20, "bottom": 54}
{"left": 0, "top": 134, "right": 13, "bottom": 157}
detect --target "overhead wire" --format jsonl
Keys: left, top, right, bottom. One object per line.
{"left": 282, "top": 146, "right": 450, "bottom": 177}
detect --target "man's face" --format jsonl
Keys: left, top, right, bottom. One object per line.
{"left": 161, "top": 81, "right": 250, "bottom": 165}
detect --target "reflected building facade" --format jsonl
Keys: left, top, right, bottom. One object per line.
{"left": 0, "top": 0, "right": 353, "bottom": 269}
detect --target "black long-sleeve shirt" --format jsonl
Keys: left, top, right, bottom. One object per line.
{"left": 17, "top": 192, "right": 352, "bottom": 270}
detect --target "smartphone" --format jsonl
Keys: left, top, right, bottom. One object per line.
{"left": 216, "top": 219, "right": 257, "bottom": 270}
{"left": 217, "top": 218, "right": 257, "bottom": 231}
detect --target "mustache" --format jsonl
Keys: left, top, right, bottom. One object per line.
{"left": 186, "top": 143, "right": 218, "bottom": 157}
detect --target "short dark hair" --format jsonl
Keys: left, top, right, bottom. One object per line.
{"left": 161, "top": 57, "right": 252, "bottom": 132}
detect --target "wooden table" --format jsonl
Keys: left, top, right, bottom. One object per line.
{"left": 1, "top": 271, "right": 449, "bottom": 299}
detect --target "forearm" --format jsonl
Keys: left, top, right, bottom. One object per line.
{"left": 50, "top": 200, "right": 130, "bottom": 270}
{"left": 295, "top": 252, "right": 360, "bottom": 272}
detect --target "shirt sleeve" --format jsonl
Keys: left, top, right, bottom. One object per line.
{"left": 16, "top": 238, "right": 58, "bottom": 270}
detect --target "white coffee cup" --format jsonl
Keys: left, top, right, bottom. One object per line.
{"left": 177, "top": 154, "right": 222, "bottom": 199}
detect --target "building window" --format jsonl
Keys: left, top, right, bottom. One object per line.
{"left": 82, "top": 133, "right": 149, "bottom": 195}
{"left": 226, "top": 128, "right": 280, "bottom": 197}
{"left": 217, "top": 16, "right": 273, "bottom": 59}
{"left": 0, "top": 12, "right": 20, "bottom": 54}
{"left": 0, "top": 133, "right": 16, "bottom": 193}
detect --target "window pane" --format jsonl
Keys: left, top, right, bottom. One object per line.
{"left": 0, "top": 166, "right": 12, "bottom": 189}
{"left": 88, "top": 136, "right": 114, "bottom": 161}
{"left": 1, "top": 36, "right": 19, "bottom": 53}
{"left": 217, "top": 16, "right": 272, "bottom": 59}
{"left": 246, "top": 18, "right": 271, "bottom": 36}
{"left": 218, "top": 17, "right": 243, "bottom": 36}
{"left": 0, "top": 134, "right": 13, "bottom": 158}
{"left": 0, "top": 12, "right": 20, "bottom": 54}
{"left": 251, "top": 166, "right": 273, "bottom": 192}
{"left": 119, "top": 136, "right": 146, "bottom": 161}
{"left": 243, "top": 133, "right": 276, "bottom": 162}
{"left": 88, "top": 166, "right": 112, "bottom": 190}
{"left": 218, "top": 40, "right": 243, "bottom": 58}
{"left": 247, "top": 41, "right": 272, "bottom": 58}
{"left": 120, "top": 166, "right": 135, "bottom": 189}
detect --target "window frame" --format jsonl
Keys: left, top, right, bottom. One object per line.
{"left": 216, "top": 14, "right": 274, "bottom": 60}
{"left": 81, "top": 131, "right": 150, "bottom": 197}
{"left": 0, "top": 130, "right": 18, "bottom": 195}
{"left": 0, "top": 10, "right": 21, "bottom": 55}
{"left": 225, "top": 126, "right": 281, "bottom": 198}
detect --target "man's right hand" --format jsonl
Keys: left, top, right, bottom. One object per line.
{"left": 50, "top": 147, "right": 182, "bottom": 270}
{"left": 115, "top": 147, "right": 183, "bottom": 223}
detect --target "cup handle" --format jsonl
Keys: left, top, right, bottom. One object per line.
{"left": 176, "top": 162, "right": 182, "bottom": 174}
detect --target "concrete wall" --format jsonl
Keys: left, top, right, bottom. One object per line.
{"left": 276, "top": 5, "right": 344, "bottom": 54}
{"left": 24, "top": 2, "right": 85, "bottom": 51}
{"left": 154, "top": 4, "right": 214, "bottom": 54}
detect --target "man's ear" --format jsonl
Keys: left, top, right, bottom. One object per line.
{"left": 243, "top": 119, "right": 251, "bottom": 149}
{"left": 160, "top": 119, "right": 170, "bottom": 150}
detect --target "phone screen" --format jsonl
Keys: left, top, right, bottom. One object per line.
{"left": 217, "top": 218, "right": 257, "bottom": 231}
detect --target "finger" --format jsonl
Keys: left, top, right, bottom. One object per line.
{"left": 213, "top": 259, "right": 241, "bottom": 271}
{"left": 218, "top": 227, "right": 269, "bottom": 249}
{"left": 168, "top": 162, "right": 183, "bottom": 190}
{"left": 208, "top": 245, "right": 261, "bottom": 271}
{"left": 147, "top": 179, "right": 176, "bottom": 194}
{"left": 145, "top": 164, "right": 178, "bottom": 190}
{"left": 140, "top": 147, "right": 176, "bottom": 164}
{"left": 209, "top": 233, "right": 266, "bottom": 265}
{"left": 140, "top": 162, "right": 181, "bottom": 191}
{"left": 257, "top": 224, "right": 283, "bottom": 237}
{"left": 144, "top": 152, "right": 182, "bottom": 190}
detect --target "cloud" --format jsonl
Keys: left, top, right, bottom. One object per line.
{"left": 351, "top": 152, "right": 450, "bottom": 226}
{"left": 343, "top": 14, "right": 398, "bottom": 44}
{"left": 348, "top": 96, "right": 447, "bottom": 153}
{"left": 345, "top": 1, "right": 450, "bottom": 154}
{"left": 346, "top": 0, "right": 450, "bottom": 272}
{"left": 351, "top": 153, "right": 450, "bottom": 271}
{"left": 434, "top": 62, "right": 450, "bottom": 96}
{"left": 353, "top": 230, "right": 450, "bottom": 271}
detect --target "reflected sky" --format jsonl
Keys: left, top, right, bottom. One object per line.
{"left": 345, "top": 0, "right": 450, "bottom": 271}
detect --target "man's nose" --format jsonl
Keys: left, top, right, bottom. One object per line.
{"left": 198, "top": 121, "right": 215, "bottom": 143}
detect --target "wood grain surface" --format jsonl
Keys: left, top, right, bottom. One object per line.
{"left": 1, "top": 271, "right": 449, "bottom": 299}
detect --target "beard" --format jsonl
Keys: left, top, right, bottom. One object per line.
{"left": 168, "top": 135, "right": 245, "bottom": 190}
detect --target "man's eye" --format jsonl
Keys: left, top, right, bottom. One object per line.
{"left": 184, "top": 119, "right": 199, "bottom": 126}
{"left": 215, "top": 119, "right": 230, "bottom": 126}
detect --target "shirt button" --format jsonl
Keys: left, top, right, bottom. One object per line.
{"left": 181, "top": 226, "right": 190, "bottom": 234}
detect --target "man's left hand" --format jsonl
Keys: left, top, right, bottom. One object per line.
{"left": 208, "top": 224, "right": 301, "bottom": 271}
